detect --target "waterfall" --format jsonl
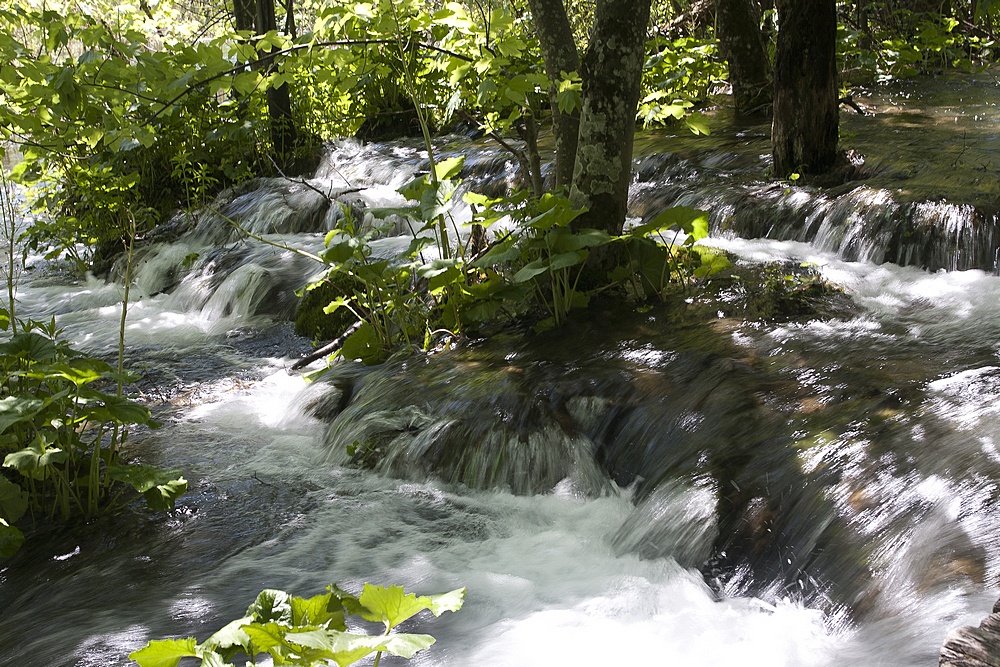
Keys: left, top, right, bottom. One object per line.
{"left": 5, "top": 73, "right": 1000, "bottom": 667}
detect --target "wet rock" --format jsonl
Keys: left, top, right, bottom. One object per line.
{"left": 941, "top": 607, "right": 1000, "bottom": 667}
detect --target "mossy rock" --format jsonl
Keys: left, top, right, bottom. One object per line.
{"left": 294, "top": 275, "right": 363, "bottom": 341}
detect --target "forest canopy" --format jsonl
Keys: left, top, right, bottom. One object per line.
{"left": 0, "top": 0, "right": 996, "bottom": 268}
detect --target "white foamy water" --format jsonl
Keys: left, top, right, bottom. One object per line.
{"left": 3, "top": 135, "right": 1000, "bottom": 666}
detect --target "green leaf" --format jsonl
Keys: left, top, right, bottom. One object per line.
{"left": 0, "top": 332, "right": 57, "bottom": 361}
{"left": 128, "top": 638, "right": 199, "bottom": 667}
{"left": 547, "top": 251, "right": 583, "bottom": 272}
{"left": 340, "top": 323, "right": 386, "bottom": 365}
{"left": 246, "top": 589, "right": 293, "bottom": 624}
{"left": 26, "top": 357, "right": 111, "bottom": 386}
{"left": 358, "top": 584, "right": 465, "bottom": 630}
{"left": 0, "top": 476, "right": 27, "bottom": 524}
{"left": 512, "top": 258, "right": 548, "bottom": 283}
{"left": 100, "top": 394, "right": 151, "bottom": 425}
{"left": 532, "top": 317, "right": 556, "bottom": 333}
{"left": 203, "top": 616, "right": 253, "bottom": 652}
{"left": 405, "top": 236, "right": 436, "bottom": 256}
{"left": 291, "top": 592, "right": 343, "bottom": 628}
{"left": 196, "top": 651, "right": 232, "bottom": 667}
{"left": 378, "top": 632, "right": 437, "bottom": 659}
{"left": 4, "top": 440, "right": 68, "bottom": 472}
{"left": 547, "top": 227, "right": 610, "bottom": 253}
{"left": 419, "top": 179, "right": 458, "bottom": 221}
{"left": 633, "top": 206, "right": 710, "bottom": 240}
{"left": 420, "top": 587, "right": 466, "bottom": 615}
{"left": 106, "top": 463, "right": 187, "bottom": 510}
{"left": 323, "top": 296, "right": 350, "bottom": 315}
{"left": 471, "top": 239, "right": 521, "bottom": 267}
{"left": 0, "top": 517, "right": 24, "bottom": 558}
{"left": 416, "top": 258, "right": 463, "bottom": 280}
{"left": 241, "top": 622, "right": 296, "bottom": 657}
{"left": 142, "top": 477, "right": 187, "bottom": 511}
{"left": 322, "top": 237, "right": 364, "bottom": 264}
{"left": 433, "top": 156, "right": 465, "bottom": 181}
{"left": 398, "top": 175, "right": 431, "bottom": 203}
{"left": 0, "top": 394, "right": 44, "bottom": 433}
{"left": 283, "top": 628, "right": 382, "bottom": 667}
{"left": 358, "top": 584, "right": 421, "bottom": 627}
{"left": 684, "top": 111, "right": 710, "bottom": 135}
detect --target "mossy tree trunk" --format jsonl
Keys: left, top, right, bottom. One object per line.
{"left": 716, "top": 0, "right": 772, "bottom": 114}
{"left": 570, "top": 0, "right": 651, "bottom": 227}
{"left": 771, "top": 0, "right": 838, "bottom": 176}
{"left": 529, "top": 0, "right": 652, "bottom": 276}
{"left": 525, "top": 0, "right": 580, "bottom": 189}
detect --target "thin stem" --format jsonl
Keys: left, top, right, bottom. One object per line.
{"left": 0, "top": 161, "right": 18, "bottom": 333}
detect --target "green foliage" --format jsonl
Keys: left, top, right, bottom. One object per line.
{"left": 0, "top": 2, "right": 306, "bottom": 270}
{"left": 129, "top": 583, "right": 466, "bottom": 667}
{"left": 0, "top": 314, "right": 184, "bottom": 557}
{"left": 638, "top": 36, "right": 723, "bottom": 133}
{"left": 295, "top": 275, "right": 364, "bottom": 341}
{"left": 470, "top": 190, "right": 604, "bottom": 330}
{"left": 838, "top": 11, "right": 995, "bottom": 83}
{"left": 612, "top": 206, "right": 731, "bottom": 301}
{"left": 468, "top": 193, "right": 730, "bottom": 330}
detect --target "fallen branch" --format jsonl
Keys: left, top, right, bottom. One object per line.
{"left": 288, "top": 320, "right": 363, "bottom": 372}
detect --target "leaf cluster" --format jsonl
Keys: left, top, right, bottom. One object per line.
{"left": 129, "top": 582, "right": 466, "bottom": 667}
{"left": 0, "top": 312, "right": 184, "bottom": 558}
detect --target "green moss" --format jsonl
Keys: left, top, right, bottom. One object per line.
{"left": 294, "top": 275, "right": 364, "bottom": 341}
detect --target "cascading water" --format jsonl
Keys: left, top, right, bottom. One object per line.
{"left": 4, "top": 72, "right": 1000, "bottom": 667}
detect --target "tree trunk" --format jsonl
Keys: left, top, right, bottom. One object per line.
{"left": 256, "top": 0, "right": 297, "bottom": 169}
{"left": 771, "top": 0, "right": 838, "bottom": 176}
{"left": 569, "top": 0, "right": 652, "bottom": 242}
{"left": 716, "top": 0, "right": 772, "bottom": 114}
{"left": 283, "top": 0, "right": 297, "bottom": 38}
{"left": 233, "top": 0, "right": 255, "bottom": 31}
{"left": 525, "top": 0, "right": 580, "bottom": 189}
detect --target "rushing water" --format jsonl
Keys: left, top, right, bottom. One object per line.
{"left": 4, "top": 73, "right": 1000, "bottom": 667}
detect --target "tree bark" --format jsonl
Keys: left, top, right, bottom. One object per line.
{"left": 256, "top": 0, "right": 297, "bottom": 169}
{"left": 771, "top": 0, "right": 838, "bottom": 176}
{"left": 525, "top": 0, "right": 580, "bottom": 189}
{"left": 716, "top": 0, "right": 772, "bottom": 114}
{"left": 569, "top": 0, "right": 652, "bottom": 242}
{"left": 233, "top": 0, "right": 255, "bottom": 31}
{"left": 283, "top": 0, "right": 297, "bottom": 38}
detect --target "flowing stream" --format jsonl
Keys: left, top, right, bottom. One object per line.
{"left": 5, "top": 71, "right": 1000, "bottom": 667}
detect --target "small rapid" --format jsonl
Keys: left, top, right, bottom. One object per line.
{"left": 4, "top": 71, "right": 1000, "bottom": 667}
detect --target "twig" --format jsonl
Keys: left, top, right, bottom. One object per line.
{"left": 288, "top": 320, "right": 363, "bottom": 371}
{"left": 211, "top": 205, "right": 327, "bottom": 264}
{"left": 457, "top": 109, "right": 534, "bottom": 185}
{"left": 252, "top": 472, "right": 275, "bottom": 487}
{"left": 266, "top": 154, "right": 363, "bottom": 203}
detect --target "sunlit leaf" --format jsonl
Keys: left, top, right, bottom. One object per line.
{"left": 203, "top": 616, "right": 253, "bottom": 652}
{"left": 433, "top": 156, "right": 464, "bottom": 181}
{"left": 358, "top": 583, "right": 465, "bottom": 629}
{"left": 128, "top": 638, "right": 198, "bottom": 667}
{"left": 246, "top": 589, "right": 294, "bottom": 624}
{"left": 106, "top": 463, "right": 186, "bottom": 510}
{"left": 0, "top": 394, "right": 44, "bottom": 433}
